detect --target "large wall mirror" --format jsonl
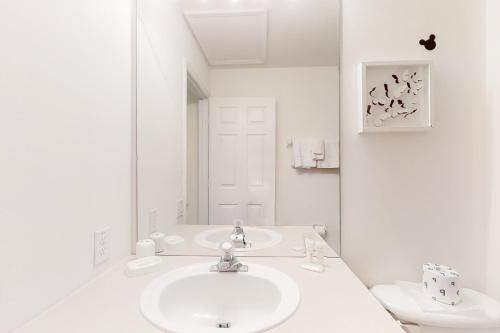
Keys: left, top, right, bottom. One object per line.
{"left": 136, "top": 0, "right": 341, "bottom": 256}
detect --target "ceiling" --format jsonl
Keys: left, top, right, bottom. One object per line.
{"left": 177, "top": 0, "right": 340, "bottom": 68}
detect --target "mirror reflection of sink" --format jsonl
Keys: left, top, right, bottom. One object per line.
{"left": 194, "top": 227, "right": 282, "bottom": 251}
{"left": 140, "top": 262, "right": 300, "bottom": 333}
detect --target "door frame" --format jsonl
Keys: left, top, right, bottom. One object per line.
{"left": 197, "top": 99, "right": 209, "bottom": 224}
{"left": 182, "top": 58, "right": 209, "bottom": 224}
{"left": 131, "top": 0, "right": 138, "bottom": 252}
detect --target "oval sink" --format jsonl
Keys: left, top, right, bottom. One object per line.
{"left": 140, "top": 262, "right": 300, "bottom": 333}
{"left": 194, "top": 227, "right": 282, "bottom": 251}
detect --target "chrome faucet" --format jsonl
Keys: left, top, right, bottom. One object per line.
{"left": 210, "top": 242, "right": 248, "bottom": 272}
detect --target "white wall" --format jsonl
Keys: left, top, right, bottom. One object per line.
{"left": 137, "top": 0, "right": 209, "bottom": 238}
{"left": 486, "top": 0, "right": 500, "bottom": 301}
{"left": 210, "top": 67, "right": 340, "bottom": 253}
{"left": 0, "top": 0, "right": 133, "bottom": 331}
{"left": 341, "top": 0, "right": 489, "bottom": 290}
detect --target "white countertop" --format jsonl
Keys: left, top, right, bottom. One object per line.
{"left": 15, "top": 256, "right": 403, "bottom": 333}
{"left": 158, "top": 225, "right": 339, "bottom": 257}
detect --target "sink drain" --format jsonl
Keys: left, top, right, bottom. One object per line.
{"left": 217, "top": 322, "right": 231, "bottom": 328}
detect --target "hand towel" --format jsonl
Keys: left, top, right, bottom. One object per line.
{"left": 311, "top": 140, "right": 325, "bottom": 161}
{"left": 317, "top": 140, "right": 339, "bottom": 169}
{"left": 301, "top": 140, "right": 317, "bottom": 168}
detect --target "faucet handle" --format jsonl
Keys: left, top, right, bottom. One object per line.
{"left": 233, "top": 219, "right": 244, "bottom": 228}
{"left": 210, "top": 241, "right": 248, "bottom": 272}
{"left": 220, "top": 241, "right": 234, "bottom": 259}
{"left": 221, "top": 241, "right": 233, "bottom": 252}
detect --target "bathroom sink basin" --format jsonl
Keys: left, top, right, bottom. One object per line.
{"left": 140, "top": 262, "right": 300, "bottom": 333}
{"left": 194, "top": 227, "right": 282, "bottom": 251}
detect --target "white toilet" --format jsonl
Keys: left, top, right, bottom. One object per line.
{"left": 371, "top": 284, "right": 500, "bottom": 333}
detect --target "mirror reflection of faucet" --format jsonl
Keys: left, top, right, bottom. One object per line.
{"left": 230, "top": 219, "right": 250, "bottom": 249}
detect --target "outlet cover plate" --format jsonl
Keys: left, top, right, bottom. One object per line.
{"left": 94, "top": 227, "right": 110, "bottom": 266}
{"left": 177, "top": 200, "right": 184, "bottom": 218}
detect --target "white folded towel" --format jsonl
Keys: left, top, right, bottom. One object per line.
{"left": 311, "top": 140, "right": 325, "bottom": 161}
{"left": 301, "top": 140, "right": 317, "bottom": 169}
{"left": 291, "top": 139, "right": 316, "bottom": 169}
{"left": 317, "top": 140, "right": 339, "bottom": 169}
{"left": 291, "top": 139, "right": 338, "bottom": 169}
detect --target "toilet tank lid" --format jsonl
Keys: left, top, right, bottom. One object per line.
{"left": 370, "top": 284, "right": 500, "bottom": 329}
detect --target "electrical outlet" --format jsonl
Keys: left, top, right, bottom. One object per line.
{"left": 94, "top": 227, "right": 110, "bottom": 266}
{"left": 177, "top": 199, "right": 184, "bottom": 218}
{"left": 148, "top": 209, "right": 158, "bottom": 233}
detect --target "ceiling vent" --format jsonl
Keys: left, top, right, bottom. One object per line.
{"left": 184, "top": 9, "right": 268, "bottom": 66}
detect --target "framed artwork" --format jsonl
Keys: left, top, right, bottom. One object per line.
{"left": 359, "top": 61, "right": 432, "bottom": 133}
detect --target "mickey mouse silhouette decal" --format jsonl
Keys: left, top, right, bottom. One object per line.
{"left": 420, "top": 34, "right": 436, "bottom": 51}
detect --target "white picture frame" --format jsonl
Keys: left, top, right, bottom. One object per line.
{"left": 359, "top": 60, "right": 432, "bottom": 133}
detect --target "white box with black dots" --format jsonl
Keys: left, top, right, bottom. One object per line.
{"left": 422, "top": 263, "right": 462, "bottom": 306}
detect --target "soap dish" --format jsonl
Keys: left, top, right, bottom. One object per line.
{"left": 125, "top": 256, "right": 162, "bottom": 277}
{"left": 163, "top": 235, "right": 185, "bottom": 250}
{"left": 300, "top": 262, "right": 325, "bottom": 273}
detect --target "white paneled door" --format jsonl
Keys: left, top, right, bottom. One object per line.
{"left": 209, "top": 97, "right": 276, "bottom": 225}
